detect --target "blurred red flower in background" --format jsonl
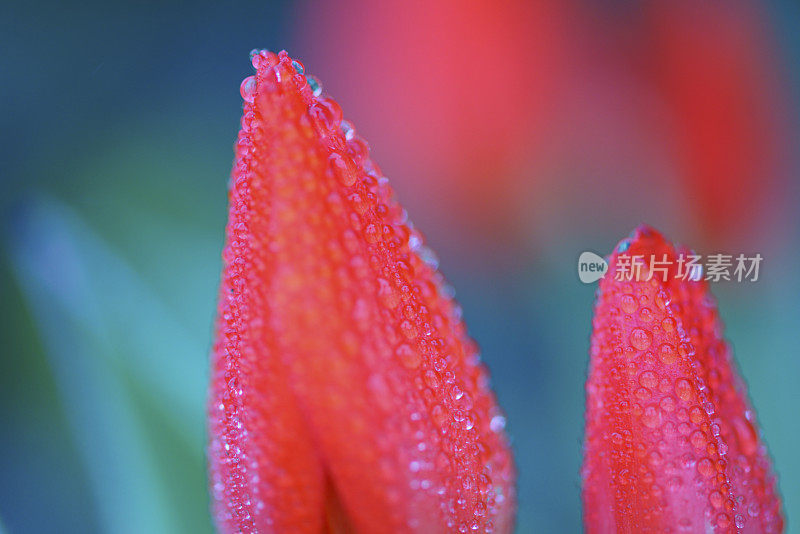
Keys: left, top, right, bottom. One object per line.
{"left": 582, "top": 226, "right": 783, "bottom": 533}
{"left": 303, "top": 0, "right": 794, "bottom": 254}
{"left": 644, "top": 1, "right": 790, "bottom": 245}
{"left": 301, "top": 0, "right": 571, "bottom": 252}
{"left": 208, "top": 51, "right": 515, "bottom": 533}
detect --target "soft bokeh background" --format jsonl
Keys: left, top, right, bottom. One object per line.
{"left": 2, "top": 1, "right": 799, "bottom": 532}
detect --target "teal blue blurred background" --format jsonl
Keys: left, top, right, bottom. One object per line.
{"left": 2, "top": 1, "right": 799, "bottom": 532}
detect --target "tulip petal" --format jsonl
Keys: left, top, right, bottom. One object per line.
{"left": 582, "top": 226, "right": 783, "bottom": 533}
{"left": 209, "top": 50, "right": 515, "bottom": 533}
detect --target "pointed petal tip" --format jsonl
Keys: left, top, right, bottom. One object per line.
{"left": 609, "top": 225, "right": 671, "bottom": 259}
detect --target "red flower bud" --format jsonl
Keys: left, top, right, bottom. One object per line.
{"left": 582, "top": 226, "right": 783, "bottom": 533}
{"left": 208, "top": 50, "right": 515, "bottom": 533}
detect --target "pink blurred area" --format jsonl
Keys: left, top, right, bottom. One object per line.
{"left": 300, "top": 0, "right": 796, "bottom": 259}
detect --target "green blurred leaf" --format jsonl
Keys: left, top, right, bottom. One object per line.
{"left": 9, "top": 197, "right": 213, "bottom": 534}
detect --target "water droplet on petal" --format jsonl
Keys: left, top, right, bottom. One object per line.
{"left": 639, "top": 371, "right": 658, "bottom": 389}
{"left": 309, "top": 98, "right": 343, "bottom": 135}
{"left": 734, "top": 417, "right": 759, "bottom": 456}
{"left": 329, "top": 152, "right": 358, "bottom": 187}
{"left": 490, "top": 415, "right": 506, "bottom": 433}
{"left": 642, "top": 405, "right": 660, "bottom": 428}
{"left": 630, "top": 328, "right": 652, "bottom": 350}
{"left": 678, "top": 341, "right": 696, "bottom": 358}
{"left": 658, "top": 343, "right": 677, "bottom": 365}
{"left": 660, "top": 395, "right": 676, "bottom": 413}
{"left": 306, "top": 75, "right": 322, "bottom": 96}
{"left": 620, "top": 294, "right": 637, "bottom": 313}
{"left": 675, "top": 378, "right": 693, "bottom": 402}
{"left": 240, "top": 75, "right": 257, "bottom": 103}
{"left": 340, "top": 120, "right": 356, "bottom": 140}
{"left": 690, "top": 430, "right": 707, "bottom": 449}
{"left": 697, "top": 458, "right": 715, "bottom": 477}
{"left": 423, "top": 370, "right": 440, "bottom": 388}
